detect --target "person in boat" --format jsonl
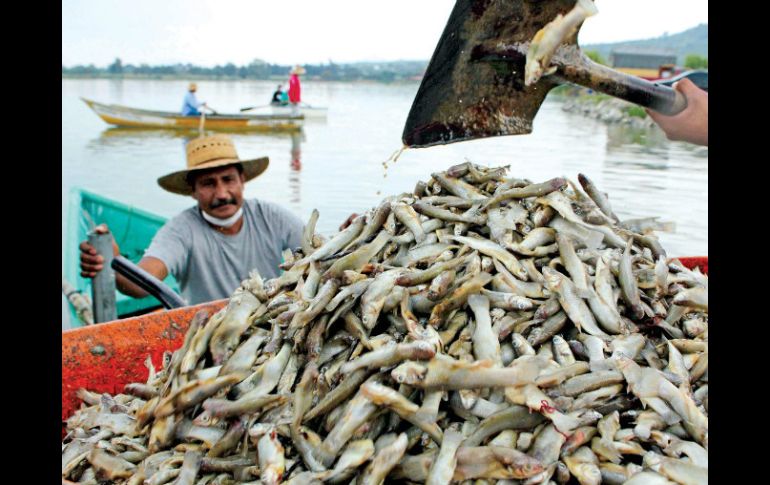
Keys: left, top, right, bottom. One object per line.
{"left": 646, "top": 78, "right": 708, "bottom": 146}
{"left": 288, "top": 65, "right": 306, "bottom": 115}
{"left": 78, "top": 134, "right": 306, "bottom": 305}
{"left": 181, "top": 82, "right": 209, "bottom": 116}
{"left": 271, "top": 84, "right": 287, "bottom": 105}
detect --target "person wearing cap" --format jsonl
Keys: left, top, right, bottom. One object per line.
{"left": 79, "top": 134, "right": 305, "bottom": 305}
{"left": 181, "top": 82, "right": 209, "bottom": 116}
{"left": 288, "top": 65, "right": 306, "bottom": 115}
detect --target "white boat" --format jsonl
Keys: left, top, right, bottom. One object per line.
{"left": 256, "top": 103, "right": 328, "bottom": 120}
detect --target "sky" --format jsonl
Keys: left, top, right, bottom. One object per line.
{"left": 62, "top": 0, "right": 708, "bottom": 67}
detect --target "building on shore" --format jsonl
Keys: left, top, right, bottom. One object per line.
{"left": 610, "top": 48, "right": 678, "bottom": 80}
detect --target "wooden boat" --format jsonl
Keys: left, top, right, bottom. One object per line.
{"left": 64, "top": 187, "right": 181, "bottom": 327}
{"left": 82, "top": 97, "right": 304, "bottom": 132}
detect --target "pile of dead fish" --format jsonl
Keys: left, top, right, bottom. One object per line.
{"left": 63, "top": 162, "right": 708, "bottom": 485}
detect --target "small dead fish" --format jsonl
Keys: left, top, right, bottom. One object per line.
{"left": 154, "top": 374, "right": 243, "bottom": 419}
{"left": 87, "top": 448, "right": 137, "bottom": 480}
{"left": 340, "top": 340, "right": 435, "bottom": 375}
{"left": 257, "top": 428, "right": 286, "bottom": 485}
{"left": 429, "top": 272, "right": 493, "bottom": 327}
{"left": 526, "top": 0, "right": 605, "bottom": 83}
{"left": 393, "top": 353, "right": 544, "bottom": 390}
{"left": 578, "top": 173, "right": 619, "bottom": 224}
{"left": 426, "top": 428, "right": 463, "bottom": 485}
{"left": 483, "top": 177, "right": 568, "bottom": 210}
{"left": 359, "top": 432, "right": 408, "bottom": 485}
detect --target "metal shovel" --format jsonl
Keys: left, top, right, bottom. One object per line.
{"left": 403, "top": 0, "right": 691, "bottom": 148}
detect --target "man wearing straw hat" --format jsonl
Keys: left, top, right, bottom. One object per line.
{"left": 181, "top": 82, "right": 210, "bottom": 116}
{"left": 79, "top": 134, "right": 305, "bottom": 305}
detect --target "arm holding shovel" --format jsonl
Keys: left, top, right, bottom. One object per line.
{"left": 646, "top": 78, "right": 708, "bottom": 146}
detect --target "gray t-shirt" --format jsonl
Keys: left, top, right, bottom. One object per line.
{"left": 145, "top": 199, "right": 304, "bottom": 304}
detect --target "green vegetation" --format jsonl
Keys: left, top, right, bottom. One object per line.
{"left": 584, "top": 50, "right": 607, "bottom": 65}
{"left": 63, "top": 58, "right": 427, "bottom": 82}
{"left": 624, "top": 105, "right": 648, "bottom": 119}
{"left": 684, "top": 54, "right": 708, "bottom": 69}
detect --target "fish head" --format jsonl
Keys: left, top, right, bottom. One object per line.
{"left": 192, "top": 409, "right": 219, "bottom": 427}
{"left": 299, "top": 426, "right": 323, "bottom": 447}
{"left": 391, "top": 361, "right": 427, "bottom": 385}
{"left": 540, "top": 266, "right": 562, "bottom": 292}
{"left": 511, "top": 455, "right": 545, "bottom": 478}
{"left": 249, "top": 423, "right": 273, "bottom": 439}
{"left": 573, "top": 463, "right": 602, "bottom": 483}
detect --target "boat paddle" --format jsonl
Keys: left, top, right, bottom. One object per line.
{"left": 240, "top": 104, "right": 272, "bottom": 112}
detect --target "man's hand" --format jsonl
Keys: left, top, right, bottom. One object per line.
{"left": 339, "top": 213, "right": 359, "bottom": 231}
{"left": 79, "top": 224, "right": 167, "bottom": 298}
{"left": 79, "top": 224, "right": 119, "bottom": 278}
{"left": 646, "top": 78, "right": 708, "bottom": 146}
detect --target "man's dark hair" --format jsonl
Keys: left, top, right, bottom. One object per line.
{"left": 186, "top": 163, "right": 244, "bottom": 188}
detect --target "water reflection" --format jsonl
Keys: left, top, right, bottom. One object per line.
{"left": 290, "top": 130, "right": 303, "bottom": 171}
{"left": 605, "top": 124, "right": 670, "bottom": 153}
{"left": 90, "top": 127, "right": 299, "bottom": 149}
{"left": 288, "top": 130, "right": 304, "bottom": 210}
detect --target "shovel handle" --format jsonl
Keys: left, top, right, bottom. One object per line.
{"left": 556, "top": 55, "right": 687, "bottom": 115}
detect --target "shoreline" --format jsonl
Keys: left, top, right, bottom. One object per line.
{"left": 61, "top": 74, "right": 422, "bottom": 84}
{"left": 555, "top": 89, "right": 658, "bottom": 131}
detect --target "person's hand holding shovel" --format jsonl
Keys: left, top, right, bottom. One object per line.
{"left": 646, "top": 78, "right": 708, "bottom": 146}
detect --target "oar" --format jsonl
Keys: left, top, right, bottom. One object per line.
{"left": 240, "top": 104, "right": 272, "bottom": 112}
{"left": 198, "top": 112, "right": 206, "bottom": 136}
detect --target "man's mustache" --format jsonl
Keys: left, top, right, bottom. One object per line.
{"left": 210, "top": 198, "right": 237, "bottom": 209}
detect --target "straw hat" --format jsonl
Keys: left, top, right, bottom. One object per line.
{"left": 157, "top": 134, "right": 269, "bottom": 195}
{"left": 290, "top": 65, "right": 306, "bottom": 75}
{"left": 188, "top": 82, "right": 197, "bottom": 91}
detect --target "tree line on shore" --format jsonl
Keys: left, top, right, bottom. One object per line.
{"left": 63, "top": 51, "right": 706, "bottom": 83}
{"left": 62, "top": 58, "right": 428, "bottom": 82}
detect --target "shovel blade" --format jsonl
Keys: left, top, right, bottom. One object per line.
{"left": 402, "top": 0, "right": 579, "bottom": 148}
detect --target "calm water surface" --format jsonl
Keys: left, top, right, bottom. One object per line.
{"left": 62, "top": 79, "right": 707, "bottom": 325}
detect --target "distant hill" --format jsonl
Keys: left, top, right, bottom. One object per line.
{"left": 63, "top": 24, "right": 708, "bottom": 82}
{"left": 582, "top": 24, "right": 707, "bottom": 65}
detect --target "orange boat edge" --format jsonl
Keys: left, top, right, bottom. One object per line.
{"left": 62, "top": 299, "right": 227, "bottom": 435}
{"left": 61, "top": 256, "right": 707, "bottom": 435}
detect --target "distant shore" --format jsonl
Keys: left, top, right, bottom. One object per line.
{"left": 61, "top": 74, "right": 422, "bottom": 83}
{"left": 551, "top": 87, "right": 657, "bottom": 130}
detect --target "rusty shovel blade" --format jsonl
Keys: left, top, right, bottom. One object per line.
{"left": 402, "top": 0, "right": 582, "bottom": 148}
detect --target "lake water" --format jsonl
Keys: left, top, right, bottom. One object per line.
{"left": 62, "top": 79, "right": 707, "bottom": 326}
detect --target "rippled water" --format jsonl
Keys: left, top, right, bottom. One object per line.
{"left": 62, "top": 79, "right": 707, "bottom": 326}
